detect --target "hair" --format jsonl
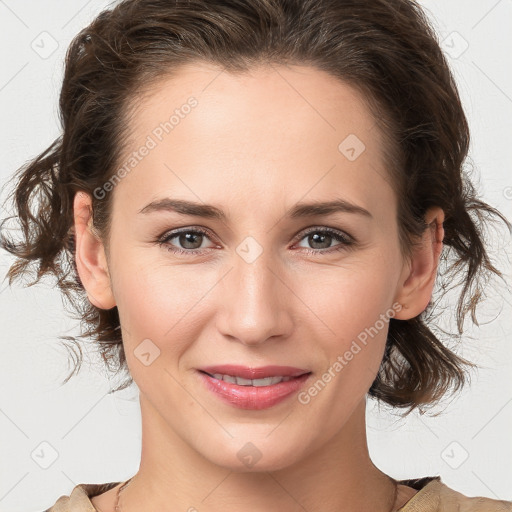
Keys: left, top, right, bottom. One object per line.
{"left": 1, "top": 0, "right": 510, "bottom": 414}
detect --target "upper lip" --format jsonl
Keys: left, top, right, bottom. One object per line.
{"left": 199, "top": 365, "right": 311, "bottom": 379}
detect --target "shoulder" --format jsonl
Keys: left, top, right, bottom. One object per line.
{"left": 398, "top": 476, "right": 512, "bottom": 512}
{"left": 43, "top": 482, "right": 121, "bottom": 512}
{"left": 436, "top": 482, "right": 512, "bottom": 512}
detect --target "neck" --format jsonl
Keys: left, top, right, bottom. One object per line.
{"left": 118, "top": 395, "right": 397, "bottom": 512}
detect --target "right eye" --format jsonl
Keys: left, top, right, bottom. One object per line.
{"left": 157, "top": 227, "right": 217, "bottom": 255}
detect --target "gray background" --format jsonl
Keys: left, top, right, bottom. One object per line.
{"left": 0, "top": 1, "right": 511, "bottom": 510}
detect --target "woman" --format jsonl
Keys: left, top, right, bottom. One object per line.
{"left": 2, "top": 0, "right": 511, "bottom": 510}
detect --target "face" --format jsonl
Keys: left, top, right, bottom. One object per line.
{"left": 87, "top": 63, "right": 414, "bottom": 471}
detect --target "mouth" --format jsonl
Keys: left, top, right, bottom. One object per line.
{"left": 196, "top": 365, "right": 312, "bottom": 410}
{"left": 198, "top": 364, "right": 310, "bottom": 380}
{"left": 199, "top": 371, "right": 300, "bottom": 386}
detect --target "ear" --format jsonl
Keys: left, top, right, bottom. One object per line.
{"left": 73, "top": 191, "right": 116, "bottom": 310}
{"left": 393, "top": 206, "right": 444, "bottom": 320}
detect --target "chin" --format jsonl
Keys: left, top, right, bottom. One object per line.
{"left": 200, "top": 433, "right": 309, "bottom": 473}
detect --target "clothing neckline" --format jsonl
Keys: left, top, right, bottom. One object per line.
{"left": 396, "top": 477, "right": 441, "bottom": 510}
{"left": 77, "top": 475, "right": 442, "bottom": 511}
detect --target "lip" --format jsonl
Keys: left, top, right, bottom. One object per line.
{"left": 199, "top": 365, "right": 309, "bottom": 379}
{"left": 197, "top": 368, "right": 312, "bottom": 410}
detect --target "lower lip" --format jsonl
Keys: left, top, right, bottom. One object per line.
{"left": 197, "top": 371, "right": 311, "bottom": 410}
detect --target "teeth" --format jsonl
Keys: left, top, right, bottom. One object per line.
{"left": 211, "top": 373, "right": 293, "bottom": 386}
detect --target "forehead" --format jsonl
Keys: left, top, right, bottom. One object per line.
{"left": 129, "top": 62, "right": 380, "bottom": 149}
{"left": 113, "top": 62, "right": 395, "bottom": 219}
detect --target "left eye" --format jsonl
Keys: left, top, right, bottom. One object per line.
{"left": 295, "top": 228, "right": 354, "bottom": 253}
{"left": 157, "top": 227, "right": 354, "bottom": 255}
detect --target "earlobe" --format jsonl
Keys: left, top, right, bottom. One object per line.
{"left": 73, "top": 191, "right": 116, "bottom": 310}
{"left": 393, "top": 207, "right": 445, "bottom": 320}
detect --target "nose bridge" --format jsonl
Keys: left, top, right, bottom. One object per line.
{"left": 218, "top": 237, "right": 290, "bottom": 345}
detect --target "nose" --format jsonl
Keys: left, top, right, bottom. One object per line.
{"left": 215, "top": 244, "right": 293, "bottom": 347}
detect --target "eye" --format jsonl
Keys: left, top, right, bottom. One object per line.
{"left": 294, "top": 227, "right": 355, "bottom": 255}
{"left": 157, "top": 227, "right": 216, "bottom": 256}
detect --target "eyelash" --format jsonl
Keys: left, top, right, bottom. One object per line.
{"left": 156, "top": 226, "right": 355, "bottom": 256}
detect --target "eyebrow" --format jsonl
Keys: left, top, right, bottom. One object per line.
{"left": 138, "top": 197, "right": 373, "bottom": 220}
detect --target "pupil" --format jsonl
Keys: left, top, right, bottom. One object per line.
{"left": 181, "top": 233, "right": 202, "bottom": 249}
{"left": 310, "top": 233, "right": 330, "bottom": 249}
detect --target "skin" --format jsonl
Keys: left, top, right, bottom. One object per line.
{"left": 74, "top": 63, "right": 445, "bottom": 512}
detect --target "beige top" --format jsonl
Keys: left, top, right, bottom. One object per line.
{"left": 43, "top": 476, "right": 512, "bottom": 512}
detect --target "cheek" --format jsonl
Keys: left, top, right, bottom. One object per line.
{"left": 295, "top": 261, "right": 398, "bottom": 398}
{"left": 109, "top": 248, "right": 220, "bottom": 370}
{"left": 299, "top": 260, "right": 396, "bottom": 336}
{"left": 109, "top": 234, "right": 211, "bottom": 320}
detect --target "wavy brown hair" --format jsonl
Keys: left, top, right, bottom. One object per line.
{"left": 2, "top": 0, "right": 510, "bottom": 413}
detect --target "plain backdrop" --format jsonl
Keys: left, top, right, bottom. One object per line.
{"left": 0, "top": 1, "right": 511, "bottom": 510}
